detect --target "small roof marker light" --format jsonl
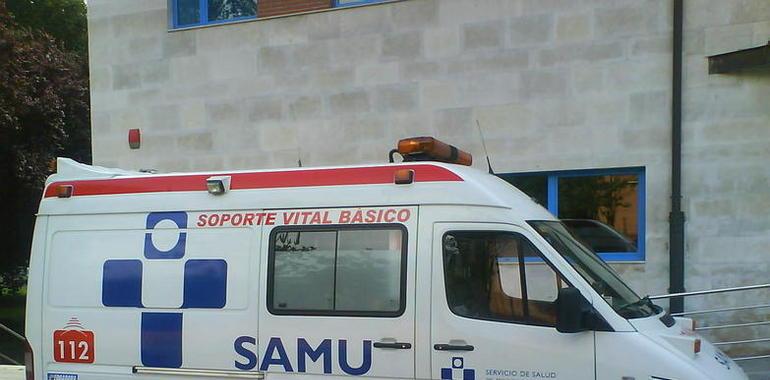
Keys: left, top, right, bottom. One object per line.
{"left": 394, "top": 169, "right": 415, "bottom": 185}
{"left": 57, "top": 185, "right": 74, "bottom": 198}
{"left": 395, "top": 137, "right": 472, "bottom": 166}
{"left": 206, "top": 176, "right": 231, "bottom": 195}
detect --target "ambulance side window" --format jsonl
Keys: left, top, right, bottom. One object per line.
{"left": 442, "top": 231, "right": 569, "bottom": 327}
{"left": 268, "top": 226, "right": 406, "bottom": 317}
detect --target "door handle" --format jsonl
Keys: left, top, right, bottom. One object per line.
{"left": 433, "top": 343, "right": 474, "bottom": 351}
{"left": 373, "top": 342, "right": 412, "bottom": 349}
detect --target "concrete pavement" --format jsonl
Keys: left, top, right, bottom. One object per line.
{"left": 741, "top": 359, "right": 770, "bottom": 380}
{"left": 0, "top": 366, "right": 22, "bottom": 380}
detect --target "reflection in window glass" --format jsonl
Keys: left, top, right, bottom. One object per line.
{"left": 208, "top": 0, "right": 257, "bottom": 22}
{"left": 501, "top": 175, "right": 548, "bottom": 207}
{"left": 176, "top": 0, "right": 201, "bottom": 26}
{"left": 174, "top": 0, "right": 396, "bottom": 28}
{"left": 525, "top": 265, "right": 560, "bottom": 302}
{"left": 529, "top": 221, "right": 656, "bottom": 319}
{"left": 336, "top": 230, "right": 402, "bottom": 312}
{"left": 443, "top": 231, "right": 567, "bottom": 327}
{"left": 559, "top": 175, "right": 638, "bottom": 253}
{"left": 272, "top": 231, "right": 336, "bottom": 311}
{"left": 270, "top": 228, "right": 404, "bottom": 315}
{"left": 498, "top": 169, "right": 644, "bottom": 260}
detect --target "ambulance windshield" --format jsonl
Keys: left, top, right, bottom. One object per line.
{"left": 529, "top": 221, "right": 658, "bottom": 319}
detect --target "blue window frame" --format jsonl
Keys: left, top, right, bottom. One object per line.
{"left": 171, "top": 0, "right": 394, "bottom": 28}
{"left": 498, "top": 167, "right": 646, "bottom": 262}
{"left": 334, "top": 0, "right": 391, "bottom": 7}
{"left": 172, "top": 0, "right": 257, "bottom": 29}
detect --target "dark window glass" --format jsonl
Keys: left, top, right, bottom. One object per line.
{"left": 270, "top": 227, "right": 404, "bottom": 316}
{"left": 498, "top": 169, "right": 644, "bottom": 261}
{"left": 559, "top": 175, "right": 639, "bottom": 253}
{"left": 442, "top": 231, "right": 568, "bottom": 327}
{"left": 501, "top": 175, "right": 548, "bottom": 207}
{"left": 176, "top": 0, "right": 201, "bottom": 26}
{"left": 529, "top": 221, "right": 657, "bottom": 319}
{"left": 208, "top": 0, "right": 256, "bottom": 22}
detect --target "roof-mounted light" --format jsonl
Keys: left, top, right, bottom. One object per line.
{"left": 206, "top": 176, "right": 231, "bottom": 195}
{"left": 394, "top": 137, "right": 472, "bottom": 166}
{"left": 394, "top": 169, "right": 415, "bottom": 185}
{"left": 57, "top": 185, "right": 74, "bottom": 198}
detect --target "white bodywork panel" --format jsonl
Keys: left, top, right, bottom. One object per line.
{"left": 25, "top": 160, "right": 746, "bottom": 380}
{"left": 40, "top": 213, "right": 259, "bottom": 379}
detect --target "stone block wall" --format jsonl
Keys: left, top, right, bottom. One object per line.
{"left": 680, "top": 0, "right": 770, "bottom": 355}
{"left": 87, "top": 0, "right": 770, "bottom": 353}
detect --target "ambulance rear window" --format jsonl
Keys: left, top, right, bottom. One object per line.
{"left": 268, "top": 225, "right": 407, "bottom": 317}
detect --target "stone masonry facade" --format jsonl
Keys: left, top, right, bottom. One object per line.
{"left": 87, "top": 0, "right": 770, "bottom": 354}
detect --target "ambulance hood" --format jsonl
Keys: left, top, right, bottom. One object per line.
{"left": 629, "top": 313, "right": 748, "bottom": 380}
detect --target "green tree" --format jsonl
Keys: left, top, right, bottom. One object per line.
{"left": 0, "top": 2, "right": 90, "bottom": 292}
{"left": 5, "top": 0, "right": 88, "bottom": 55}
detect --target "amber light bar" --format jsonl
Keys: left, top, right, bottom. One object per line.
{"left": 396, "top": 137, "right": 472, "bottom": 166}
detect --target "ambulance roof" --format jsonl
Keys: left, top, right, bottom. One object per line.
{"left": 38, "top": 158, "right": 555, "bottom": 221}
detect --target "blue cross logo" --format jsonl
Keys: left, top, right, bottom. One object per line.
{"left": 441, "top": 357, "right": 474, "bottom": 380}
{"left": 101, "top": 212, "right": 227, "bottom": 368}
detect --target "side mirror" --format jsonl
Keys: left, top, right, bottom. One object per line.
{"left": 556, "top": 287, "right": 592, "bottom": 333}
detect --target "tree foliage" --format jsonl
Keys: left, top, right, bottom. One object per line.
{"left": 0, "top": 1, "right": 90, "bottom": 291}
{"left": 5, "top": 0, "right": 87, "bottom": 55}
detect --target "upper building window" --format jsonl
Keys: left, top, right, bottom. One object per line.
{"left": 498, "top": 168, "right": 645, "bottom": 262}
{"left": 173, "top": 0, "right": 257, "bottom": 28}
{"left": 171, "top": 0, "right": 394, "bottom": 28}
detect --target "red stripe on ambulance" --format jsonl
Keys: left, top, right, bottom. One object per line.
{"left": 44, "top": 165, "right": 462, "bottom": 198}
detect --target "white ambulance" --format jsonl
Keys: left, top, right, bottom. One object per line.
{"left": 25, "top": 137, "right": 746, "bottom": 380}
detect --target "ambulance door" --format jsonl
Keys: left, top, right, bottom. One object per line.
{"left": 41, "top": 210, "right": 259, "bottom": 379}
{"left": 430, "top": 223, "right": 595, "bottom": 380}
{"left": 258, "top": 207, "right": 417, "bottom": 380}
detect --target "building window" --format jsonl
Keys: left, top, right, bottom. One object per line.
{"left": 172, "top": 0, "right": 257, "bottom": 28}
{"left": 442, "top": 231, "right": 570, "bottom": 327}
{"left": 171, "top": 0, "right": 394, "bottom": 28}
{"left": 498, "top": 168, "right": 645, "bottom": 262}
{"left": 267, "top": 225, "right": 406, "bottom": 317}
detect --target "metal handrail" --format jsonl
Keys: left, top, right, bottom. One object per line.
{"left": 650, "top": 283, "right": 770, "bottom": 364}
{"left": 0, "top": 352, "right": 20, "bottom": 366}
{"left": 734, "top": 354, "right": 770, "bottom": 362}
{"left": 672, "top": 303, "right": 770, "bottom": 316}
{"left": 0, "top": 322, "right": 25, "bottom": 342}
{"left": 0, "top": 322, "right": 25, "bottom": 365}
{"left": 649, "top": 283, "right": 770, "bottom": 300}
{"left": 696, "top": 320, "right": 770, "bottom": 331}
{"left": 714, "top": 337, "right": 770, "bottom": 346}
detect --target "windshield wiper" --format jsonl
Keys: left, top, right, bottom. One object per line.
{"left": 617, "top": 295, "right": 654, "bottom": 312}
